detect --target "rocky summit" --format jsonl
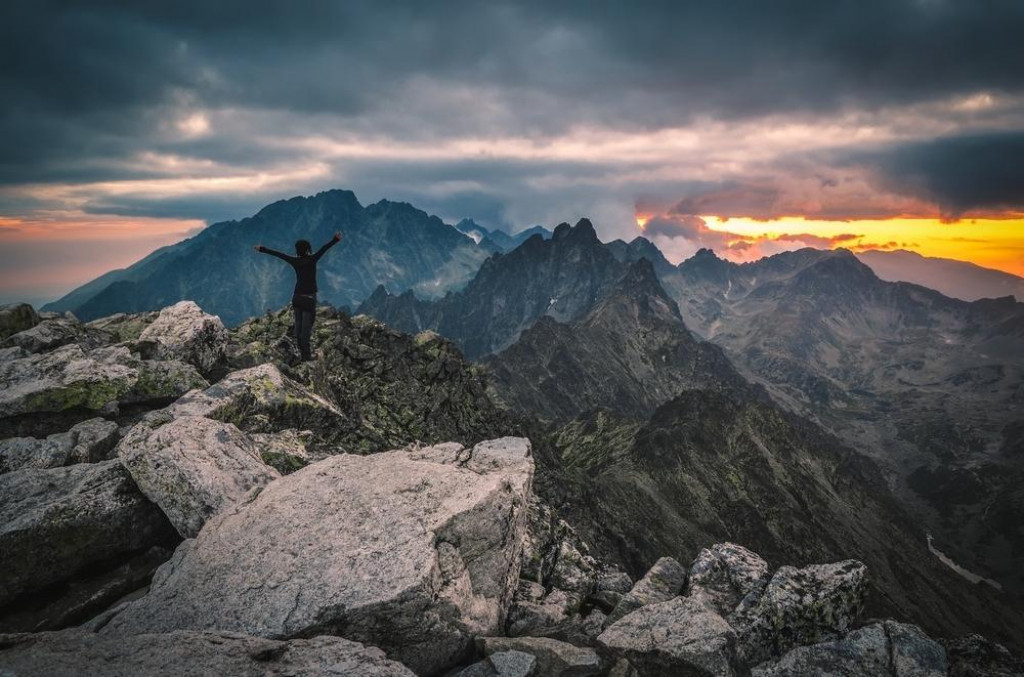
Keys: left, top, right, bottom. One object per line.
{"left": 0, "top": 299, "right": 1021, "bottom": 676}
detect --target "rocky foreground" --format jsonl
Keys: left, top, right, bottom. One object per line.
{"left": 0, "top": 301, "right": 1021, "bottom": 676}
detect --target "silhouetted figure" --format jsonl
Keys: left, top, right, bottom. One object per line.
{"left": 254, "top": 232, "right": 342, "bottom": 361}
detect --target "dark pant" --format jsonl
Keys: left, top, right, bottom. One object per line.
{"left": 292, "top": 295, "right": 316, "bottom": 360}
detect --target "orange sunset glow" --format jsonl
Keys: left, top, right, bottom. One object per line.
{"left": 636, "top": 214, "right": 1024, "bottom": 276}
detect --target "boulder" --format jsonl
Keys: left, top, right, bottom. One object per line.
{"left": 162, "top": 363, "right": 345, "bottom": 454}
{"left": 479, "top": 636, "right": 602, "bottom": 676}
{"left": 605, "top": 556, "right": 687, "bottom": 626}
{"left": 250, "top": 428, "right": 311, "bottom": 474}
{"left": 607, "top": 658, "right": 639, "bottom": 677}
{"left": 117, "top": 416, "right": 280, "bottom": 538}
{"left": 595, "top": 570, "right": 633, "bottom": 594}
{"left": 0, "top": 629, "right": 415, "bottom": 676}
{"left": 138, "top": 301, "right": 228, "bottom": 376}
{"left": 101, "top": 438, "right": 534, "bottom": 676}
{"left": 520, "top": 500, "right": 597, "bottom": 596}
{"left": 597, "top": 595, "right": 741, "bottom": 676}
{"left": 0, "top": 460, "right": 176, "bottom": 607}
{"left": 123, "top": 358, "right": 209, "bottom": 405}
{"left": 685, "top": 542, "right": 770, "bottom": 616}
{"left": 508, "top": 587, "right": 575, "bottom": 637}
{"left": 1, "top": 316, "right": 94, "bottom": 354}
{"left": 66, "top": 417, "right": 121, "bottom": 463}
{"left": 85, "top": 311, "right": 159, "bottom": 343}
{"left": 0, "top": 417, "right": 119, "bottom": 473}
{"left": 0, "top": 344, "right": 136, "bottom": 419}
{"left": 942, "top": 633, "right": 1024, "bottom": 677}
{"left": 489, "top": 650, "right": 537, "bottom": 677}
{"left": 731, "top": 560, "right": 868, "bottom": 665}
{"left": 751, "top": 621, "right": 946, "bottom": 677}
{"left": 0, "top": 303, "right": 39, "bottom": 340}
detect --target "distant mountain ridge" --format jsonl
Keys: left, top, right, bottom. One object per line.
{"left": 856, "top": 248, "right": 1024, "bottom": 302}
{"left": 360, "top": 218, "right": 624, "bottom": 359}
{"left": 454, "top": 218, "right": 552, "bottom": 251}
{"left": 654, "top": 246, "right": 1024, "bottom": 596}
{"left": 44, "top": 190, "right": 494, "bottom": 326}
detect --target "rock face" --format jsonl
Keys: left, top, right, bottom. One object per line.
{"left": 101, "top": 438, "right": 534, "bottom": 676}
{"left": 0, "top": 629, "right": 416, "bottom": 676}
{"left": 138, "top": 301, "right": 228, "bottom": 376}
{"left": 0, "top": 417, "right": 119, "bottom": 473}
{"left": 361, "top": 219, "right": 626, "bottom": 359}
{"left": 0, "top": 303, "right": 40, "bottom": 340}
{"left": 686, "top": 542, "right": 770, "bottom": 617}
{"left": 478, "top": 636, "right": 602, "bottom": 676}
{"left": 751, "top": 621, "right": 947, "bottom": 677}
{"left": 486, "top": 259, "right": 752, "bottom": 422}
{"left": 732, "top": 560, "right": 868, "bottom": 665}
{"left": 160, "top": 362, "right": 346, "bottom": 456}
{"left": 229, "top": 309, "right": 512, "bottom": 456}
{"left": 1, "top": 315, "right": 95, "bottom": 354}
{"left": 118, "top": 415, "right": 280, "bottom": 538}
{"left": 0, "top": 342, "right": 208, "bottom": 438}
{"left": 0, "top": 460, "right": 175, "bottom": 607}
{"left": 598, "top": 595, "right": 742, "bottom": 676}
{"left": 942, "top": 633, "right": 1024, "bottom": 677}
{"left": 0, "top": 344, "right": 136, "bottom": 419}
{"left": 605, "top": 557, "right": 687, "bottom": 625}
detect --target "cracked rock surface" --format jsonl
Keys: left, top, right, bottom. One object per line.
{"left": 99, "top": 437, "right": 534, "bottom": 676}
{"left": 0, "top": 629, "right": 415, "bottom": 676}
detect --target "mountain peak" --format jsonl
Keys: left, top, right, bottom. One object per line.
{"left": 679, "top": 247, "right": 735, "bottom": 283}
{"left": 551, "top": 218, "right": 598, "bottom": 244}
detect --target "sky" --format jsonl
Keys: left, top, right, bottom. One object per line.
{"left": 2, "top": 0, "right": 1023, "bottom": 304}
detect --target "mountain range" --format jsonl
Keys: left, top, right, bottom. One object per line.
{"left": 363, "top": 218, "right": 1024, "bottom": 605}
{"left": 857, "top": 248, "right": 1024, "bottom": 302}
{"left": 28, "top": 189, "right": 1024, "bottom": 640}
{"left": 44, "top": 191, "right": 506, "bottom": 325}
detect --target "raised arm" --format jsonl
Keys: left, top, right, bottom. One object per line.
{"left": 312, "top": 232, "right": 343, "bottom": 261}
{"left": 254, "top": 245, "right": 297, "bottom": 265}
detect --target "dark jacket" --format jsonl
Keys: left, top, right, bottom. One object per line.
{"left": 258, "top": 237, "right": 339, "bottom": 295}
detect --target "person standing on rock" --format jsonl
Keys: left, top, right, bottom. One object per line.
{"left": 253, "top": 232, "right": 342, "bottom": 361}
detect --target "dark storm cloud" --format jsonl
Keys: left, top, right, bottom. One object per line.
{"left": 843, "top": 131, "right": 1024, "bottom": 218}
{"left": 0, "top": 0, "right": 1022, "bottom": 246}
{"left": 4, "top": 1, "right": 1024, "bottom": 178}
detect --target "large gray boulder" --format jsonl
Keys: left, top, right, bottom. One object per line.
{"left": 685, "top": 542, "right": 770, "bottom": 616}
{"left": 101, "top": 437, "right": 534, "bottom": 676}
{"left": 597, "top": 595, "right": 742, "bottom": 676}
{"left": 0, "top": 460, "right": 175, "bottom": 607}
{"left": 1, "top": 316, "right": 95, "bottom": 354}
{"left": 479, "top": 636, "right": 602, "bottom": 676}
{"left": 138, "top": 301, "right": 228, "bottom": 376}
{"left": 0, "top": 344, "right": 136, "bottom": 418}
{"left": 605, "top": 556, "right": 687, "bottom": 626}
{"left": 0, "top": 629, "right": 415, "bottom": 676}
{"left": 0, "top": 303, "right": 39, "bottom": 340}
{"left": 732, "top": 560, "right": 868, "bottom": 665}
{"left": 0, "top": 417, "right": 118, "bottom": 473}
{"left": 0, "top": 344, "right": 206, "bottom": 424}
{"left": 118, "top": 415, "right": 280, "bottom": 538}
{"left": 751, "top": 621, "right": 946, "bottom": 677}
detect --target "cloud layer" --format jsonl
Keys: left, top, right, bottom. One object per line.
{"left": 1, "top": 0, "right": 1022, "bottom": 295}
